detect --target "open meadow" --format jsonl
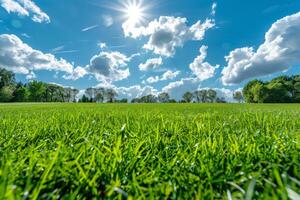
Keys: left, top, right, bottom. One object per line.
{"left": 0, "top": 103, "right": 300, "bottom": 199}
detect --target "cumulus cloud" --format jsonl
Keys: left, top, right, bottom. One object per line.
{"left": 145, "top": 70, "right": 180, "bottom": 84}
{"left": 189, "top": 45, "right": 219, "bottom": 81}
{"left": 162, "top": 78, "right": 200, "bottom": 100}
{"left": 222, "top": 11, "right": 300, "bottom": 85}
{"left": 0, "top": 0, "right": 50, "bottom": 23}
{"left": 123, "top": 16, "right": 215, "bottom": 57}
{"left": 139, "top": 57, "right": 163, "bottom": 71}
{"left": 0, "top": 34, "right": 74, "bottom": 75}
{"left": 86, "top": 51, "right": 131, "bottom": 82}
{"left": 115, "top": 85, "right": 158, "bottom": 99}
{"left": 63, "top": 66, "right": 87, "bottom": 80}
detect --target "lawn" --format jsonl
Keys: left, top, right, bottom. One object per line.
{"left": 0, "top": 103, "right": 299, "bottom": 199}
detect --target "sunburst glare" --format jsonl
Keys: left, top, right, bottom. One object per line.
{"left": 112, "top": 0, "right": 150, "bottom": 25}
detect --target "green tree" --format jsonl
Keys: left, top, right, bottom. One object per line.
{"left": 12, "top": 83, "right": 29, "bottom": 102}
{"left": 95, "top": 88, "right": 105, "bottom": 103}
{"left": 158, "top": 92, "right": 170, "bottom": 103}
{"left": 233, "top": 91, "right": 243, "bottom": 103}
{"left": 106, "top": 89, "right": 118, "bottom": 103}
{"left": 207, "top": 89, "right": 217, "bottom": 103}
{"left": 243, "top": 80, "right": 264, "bottom": 103}
{"left": 28, "top": 81, "right": 46, "bottom": 102}
{"left": 182, "top": 92, "right": 193, "bottom": 103}
{"left": 0, "top": 85, "right": 14, "bottom": 102}
{"left": 0, "top": 68, "right": 15, "bottom": 88}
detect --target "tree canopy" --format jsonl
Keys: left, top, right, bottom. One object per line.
{"left": 243, "top": 75, "right": 300, "bottom": 103}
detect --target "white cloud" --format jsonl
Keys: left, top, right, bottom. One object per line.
{"left": 0, "top": 0, "right": 50, "bottom": 23}
{"left": 63, "top": 66, "right": 87, "bottom": 80}
{"left": 189, "top": 45, "right": 219, "bottom": 81}
{"left": 102, "top": 15, "right": 114, "bottom": 27}
{"left": 139, "top": 57, "right": 163, "bottom": 71}
{"left": 162, "top": 77, "right": 200, "bottom": 100}
{"left": 115, "top": 85, "right": 158, "bottom": 100}
{"left": 145, "top": 70, "right": 180, "bottom": 84}
{"left": 86, "top": 51, "right": 131, "bottom": 82}
{"left": 211, "top": 2, "right": 217, "bottom": 16}
{"left": 0, "top": 34, "right": 74, "bottom": 75}
{"left": 123, "top": 16, "right": 215, "bottom": 57}
{"left": 221, "top": 11, "right": 300, "bottom": 85}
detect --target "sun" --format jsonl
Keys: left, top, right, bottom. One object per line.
{"left": 126, "top": 4, "right": 143, "bottom": 23}
{"left": 120, "top": 0, "right": 148, "bottom": 24}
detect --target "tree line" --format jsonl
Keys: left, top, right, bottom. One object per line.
{"left": 0, "top": 68, "right": 78, "bottom": 102}
{"left": 243, "top": 75, "right": 300, "bottom": 103}
{"left": 1, "top": 68, "right": 299, "bottom": 103}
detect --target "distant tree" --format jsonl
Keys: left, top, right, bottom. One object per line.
{"left": 233, "top": 91, "right": 243, "bottom": 103}
{"left": 44, "top": 84, "right": 58, "bottom": 102}
{"left": 140, "top": 94, "right": 157, "bottom": 103}
{"left": 207, "top": 89, "right": 217, "bottom": 103}
{"left": 28, "top": 81, "right": 46, "bottom": 102}
{"left": 199, "top": 90, "right": 208, "bottom": 103}
{"left": 216, "top": 97, "right": 227, "bottom": 103}
{"left": 80, "top": 95, "right": 89, "bottom": 103}
{"left": 12, "top": 83, "right": 29, "bottom": 102}
{"left": 85, "top": 88, "right": 97, "bottom": 102}
{"left": 95, "top": 88, "right": 105, "bottom": 103}
{"left": 182, "top": 92, "right": 193, "bottom": 103}
{"left": 0, "top": 68, "right": 15, "bottom": 88}
{"left": 0, "top": 85, "right": 14, "bottom": 102}
{"left": 158, "top": 92, "right": 170, "bottom": 103}
{"left": 63, "top": 88, "right": 75, "bottom": 102}
{"left": 71, "top": 89, "right": 79, "bottom": 102}
{"left": 106, "top": 89, "right": 118, "bottom": 103}
{"left": 194, "top": 90, "right": 209, "bottom": 103}
{"left": 116, "top": 98, "right": 128, "bottom": 103}
{"left": 193, "top": 90, "right": 202, "bottom": 103}
{"left": 169, "top": 99, "right": 177, "bottom": 103}
{"left": 131, "top": 98, "right": 141, "bottom": 103}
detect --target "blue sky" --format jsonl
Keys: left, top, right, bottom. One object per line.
{"left": 0, "top": 0, "right": 300, "bottom": 100}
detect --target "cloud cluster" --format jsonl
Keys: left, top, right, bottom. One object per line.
{"left": 139, "top": 57, "right": 163, "bottom": 71}
{"left": 0, "top": 34, "right": 74, "bottom": 75}
{"left": 86, "top": 51, "right": 131, "bottom": 82}
{"left": 189, "top": 45, "right": 219, "bottom": 81}
{"left": 0, "top": 0, "right": 50, "bottom": 23}
{"left": 222, "top": 11, "right": 300, "bottom": 85}
{"left": 123, "top": 16, "right": 215, "bottom": 57}
{"left": 145, "top": 70, "right": 180, "bottom": 84}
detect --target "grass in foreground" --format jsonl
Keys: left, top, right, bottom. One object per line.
{"left": 0, "top": 103, "right": 300, "bottom": 199}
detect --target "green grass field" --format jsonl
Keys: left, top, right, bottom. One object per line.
{"left": 0, "top": 104, "right": 299, "bottom": 199}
